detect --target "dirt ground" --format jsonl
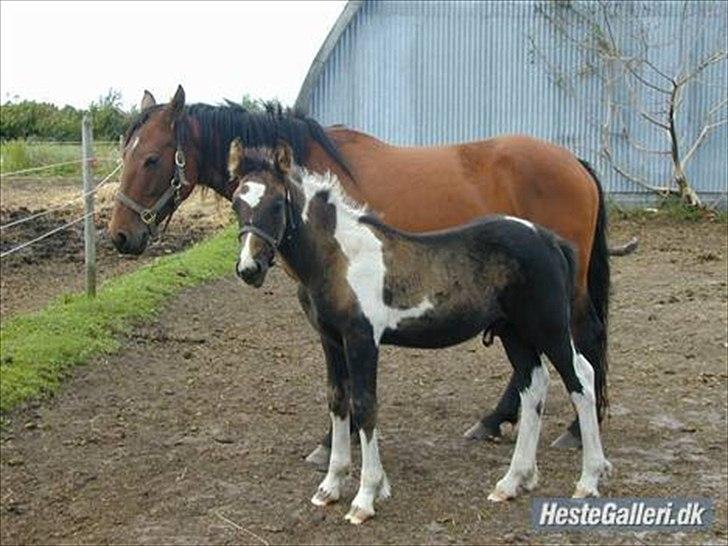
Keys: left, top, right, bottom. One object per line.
{"left": 0, "top": 213, "right": 727, "bottom": 545}
{"left": 0, "top": 177, "right": 228, "bottom": 319}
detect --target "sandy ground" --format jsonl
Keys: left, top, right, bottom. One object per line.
{"left": 0, "top": 214, "right": 726, "bottom": 545}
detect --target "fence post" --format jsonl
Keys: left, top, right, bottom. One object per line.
{"left": 82, "top": 113, "right": 96, "bottom": 297}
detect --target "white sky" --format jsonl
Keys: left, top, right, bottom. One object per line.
{"left": 0, "top": 0, "right": 346, "bottom": 110}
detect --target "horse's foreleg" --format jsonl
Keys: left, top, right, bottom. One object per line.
{"left": 488, "top": 332, "right": 548, "bottom": 502}
{"left": 311, "top": 340, "right": 351, "bottom": 506}
{"left": 342, "top": 333, "right": 389, "bottom": 525}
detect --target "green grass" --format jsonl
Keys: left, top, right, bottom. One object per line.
{"left": 607, "top": 196, "right": 727, "bottom": 223}
{"left": 0, "top": 225, "right": 237, "bottom": 413}
{"left": 0, "top": 140, "right": 119, "bottom": 178}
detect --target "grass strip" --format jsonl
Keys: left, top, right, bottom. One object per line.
{"left": 0, "top": 225, "right": 237, "bottom": 413}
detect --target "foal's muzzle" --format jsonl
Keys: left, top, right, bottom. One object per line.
{"left": 236, "top": 257, "right": 269, "bottom": 288}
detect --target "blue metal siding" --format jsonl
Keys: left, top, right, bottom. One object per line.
{"left": 304, "top": 0, "right": 727, "bottom": 205}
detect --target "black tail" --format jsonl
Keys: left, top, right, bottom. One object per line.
{"left": 578, "top": 159, "right": 610, "bottom": 422}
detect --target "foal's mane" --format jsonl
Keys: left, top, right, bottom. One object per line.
{"left": 295, "top": 167, "right": 368, "bottom": 220}
{"left": 124, "top": 101, "right": 353, "bottom": 181}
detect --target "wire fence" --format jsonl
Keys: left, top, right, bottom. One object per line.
{"left": 0, "top": 117, "right": 122, "bottom": 288}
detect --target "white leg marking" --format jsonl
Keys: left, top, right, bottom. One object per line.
{"left": 504, "top": 215, "right": 537, "bottom": 232}
{"left": 345, "top": 429, "right": 390, "bottom": 524}
{"left": 489, "top": 364, "right": 549, "bottom": 502}
{"left": 570, "top": 341, "right": 612, "bottom": 498}
{"left": 311, "top": 413, "right": 351, "bottom": 506}
{"left": 238, "top": 181, "right": 266, "bottom": 208}
{"left": 237, "top": 233, "right": 258, "bottom": 275}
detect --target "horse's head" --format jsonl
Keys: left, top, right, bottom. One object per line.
{"left": 228, "top": 138, "right": 293, "bottom": 288}
{"left": 108, "top": 86, "right": 196, "bottom": 254}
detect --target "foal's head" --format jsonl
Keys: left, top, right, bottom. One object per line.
{"left": 228, "top": 138, "right": 294, "bottom": 287}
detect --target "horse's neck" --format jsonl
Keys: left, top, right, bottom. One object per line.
{"left": 279, "top": 171, "right": 380, "bottom": 288}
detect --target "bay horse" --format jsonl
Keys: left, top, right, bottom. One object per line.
{"left": 227, "top": 140, "right": 612, "bottom": 524}
{"left": 108, "top": 86, "right": 610, "bottom": 461}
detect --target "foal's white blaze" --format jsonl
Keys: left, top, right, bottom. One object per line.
{"left": 345, "top": 429, "right": 390, "bottom": 524}
{"left": 505, "top": 215, "right": 537, "bottom": 232}
{"left": 570, "top": 341, "right": 612, "bottom": 498}
{"left": 489, "top": 364, "right": 549, "bottom": 502}
{"left": 237, "top": 233, "right": 257, "bottom": 275}
{"left": 238, "top": 181, "right": 266, "bottom": 208}
{"left": 312, "top": 413, "right": 351, "bottom": 506}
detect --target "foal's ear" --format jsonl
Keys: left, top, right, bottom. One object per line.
{"left": 166, "top": 85, "right": 185, "bottom": 121}
{"left": 228, "top": 138, "right": 245, "bottom": 178}
{"left": 274, "top": 141, "right": 293, "bottom": 175}
{"left": 140, "top": 90, "right": 156, "bottom": 112}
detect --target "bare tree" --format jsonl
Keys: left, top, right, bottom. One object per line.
{"left": 532, "top": 0, "right": 727, "bottom": 207}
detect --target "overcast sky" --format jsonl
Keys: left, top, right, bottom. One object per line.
{"left": 1, "top": 1, "right": 346, "bottom": 110}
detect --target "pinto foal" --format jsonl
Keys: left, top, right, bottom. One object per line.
{"left": 228, "top": 139, "right": 611, "bottom": 524}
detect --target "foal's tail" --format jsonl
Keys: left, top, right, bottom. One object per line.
{"left": 578, "top": 159, "right": 610, "bottom": 422}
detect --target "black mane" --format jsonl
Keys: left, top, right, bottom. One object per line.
{"left": 125, "top": 101, "right": 353, "bottom": 182}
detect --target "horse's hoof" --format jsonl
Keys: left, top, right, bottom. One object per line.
{"left": 573, "top": 485, "right": 600, "bottom": 498}
{"left": 550, "top": 429, "right": 582, "bottom": 449}
{"left": 311, "top": 487, "right": 339, "bottom": 506}
{"left": 463, "top": 421, "right": 500, "bottom": 442}
{"left": 344, "top": 505, "right": 375, "bottom": 525}
{"left": 305, "top": 444, "right": 330, "bottom": 468}
{"left": 487, "top": 488, "right": 514, "bottom": 502}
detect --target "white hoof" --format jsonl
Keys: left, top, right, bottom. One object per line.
{"left": 573, "top": 485, "right": 600, "bottom": 498}
{"left": 487, "top": 488, "right": 514, "bottom": 502}
{"left": 311, "top": 486, "right": 340, "bottom": 506}
{"left": 305, "top": 444, "right": 330, "bottom": 467}
{"left": 344, "top": 505, "right": 375, "bottom": 525}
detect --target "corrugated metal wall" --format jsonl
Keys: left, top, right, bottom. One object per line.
{"left": 304, "top": 0, "right": 727, "bottom": 205}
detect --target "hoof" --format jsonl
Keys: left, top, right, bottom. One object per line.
{"left": 487, "top": 488, "right": 514, "bottom": 503}
{"left": 344, "top": 505, "right": 375, "bottom": 525}
{"left": 550, "top": 429, "right": 582, "bottom": 449}
{"left": 573, "top": 485, "right": 600, "bottom": 499}
{"left": 463, "top": 420, "right": 501, "bottom": 442}
{"left": 311, "top": 487, "right": 339, "bottom": 506}
{"left": 305, "top": 444, "right": 330, "bottom": 468}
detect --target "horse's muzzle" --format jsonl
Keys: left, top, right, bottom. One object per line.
{"left": 236, "top": 258, "right": 268, "bottom": 288}
{"left": 110, "top": 229, "right": 149, "bottom": 255}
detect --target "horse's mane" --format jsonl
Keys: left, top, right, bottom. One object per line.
{"left": 124, "top": 101, "right": 353, "bottom": 181}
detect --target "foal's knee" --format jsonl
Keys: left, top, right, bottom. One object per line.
{"left": 328, "top": 385, "right": 349, "bottom": 418}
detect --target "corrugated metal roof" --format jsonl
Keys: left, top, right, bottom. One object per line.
{"left": 297, "top": 0, "right": 727, "bottom": 205}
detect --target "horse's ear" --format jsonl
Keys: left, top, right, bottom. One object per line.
{"left": 228, "top": 138, "right": 245, "bottom": 178}
{"left": 141, "top": 90, "right": 156, "bottom": 111}
{"left": 167, "top": 85, "right": 185, "bottom": 121}
{"left": 274, "top": 141, "right": 293, "bottom": 175}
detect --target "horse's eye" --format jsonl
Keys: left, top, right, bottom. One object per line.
{"left": 144, "top": 156, "right": 159, "bottom": 168}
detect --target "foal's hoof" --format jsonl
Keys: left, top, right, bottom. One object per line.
{"left": 463, "top": 420, "right": 501, "bottom": 442}
{"left": 344, "top": 505, "right": 375, "bottom": 525}
{"left": 572, "top": 485, "right": 600, "bottom": 499}
{"left": 311, "top": 487, "right": 340, "bottom": 506}
{"left": 487, "top": 488, "right": 515, "bottom": 503}
{"left": 305, "top": 444, "right": 330, "bottom": 468}
{"left": 550, "top": 429, "right": 582, "bottom": 449}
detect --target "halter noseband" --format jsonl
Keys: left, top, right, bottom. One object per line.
{"left": 116, "top": 146, "right": 191, "bottom": 229}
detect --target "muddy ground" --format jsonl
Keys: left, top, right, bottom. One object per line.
{"left": 0, "top": 177, "right": 228, "bottom": 319}
{"left": 1, "top": 213, "right": 727, "bottom": 545}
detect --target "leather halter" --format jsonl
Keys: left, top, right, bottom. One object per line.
{"left": 116, "top": 147, "right": 191, "bottom": 229}
{"left": 237, "top": 185, "right": 297, "bottom": 259}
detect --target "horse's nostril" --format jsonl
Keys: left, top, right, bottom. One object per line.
{"left": 112, "top": 230, "right": 129, "bottom": 251}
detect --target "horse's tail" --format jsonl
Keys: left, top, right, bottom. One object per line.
{"left": 578, "top": 159, "right": 610, "bottom": 422}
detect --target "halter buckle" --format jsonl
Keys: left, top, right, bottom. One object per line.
{"left": 175, "top": 149, "right": 186, "bottom": 168}
{"left": 141, "top": 209, "right": 157, "bottom": 225}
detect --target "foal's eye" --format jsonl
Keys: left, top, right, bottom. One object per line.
{"left": 143, "top": 156, "right": 159, "bottom": 168}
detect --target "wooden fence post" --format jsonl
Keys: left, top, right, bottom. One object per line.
{"left": 82, "top": 114, "right": 96, "bottom": 297}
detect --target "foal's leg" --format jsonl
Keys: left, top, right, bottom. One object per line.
{"left": 546, "top": 338, "right": 612, "bottom": 498}
{"left": 311, "top": 339, "right": 352, "bottom": 506}
{"left": 343, "top": 333, "right": 390, "bottom": 525}
{"left": 488, "top": 331, "right": 549, "bottom": 502}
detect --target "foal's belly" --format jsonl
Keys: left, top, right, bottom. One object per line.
{"left": 380, "top": 308, "right": 496, "bottom": 349}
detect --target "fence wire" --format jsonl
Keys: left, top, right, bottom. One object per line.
{"left": 0, "top": 156, "right": 116, "bottom": 178}
{"left": 0, "top": 163, "right": 121, "bottom": 231}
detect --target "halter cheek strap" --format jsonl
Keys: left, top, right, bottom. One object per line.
{"left": 116, "top": 148, "right": 191, "bottom": 229}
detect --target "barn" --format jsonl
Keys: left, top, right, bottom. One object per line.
{"left": 295, "top": 0, "right": 727, "bottom": 207}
